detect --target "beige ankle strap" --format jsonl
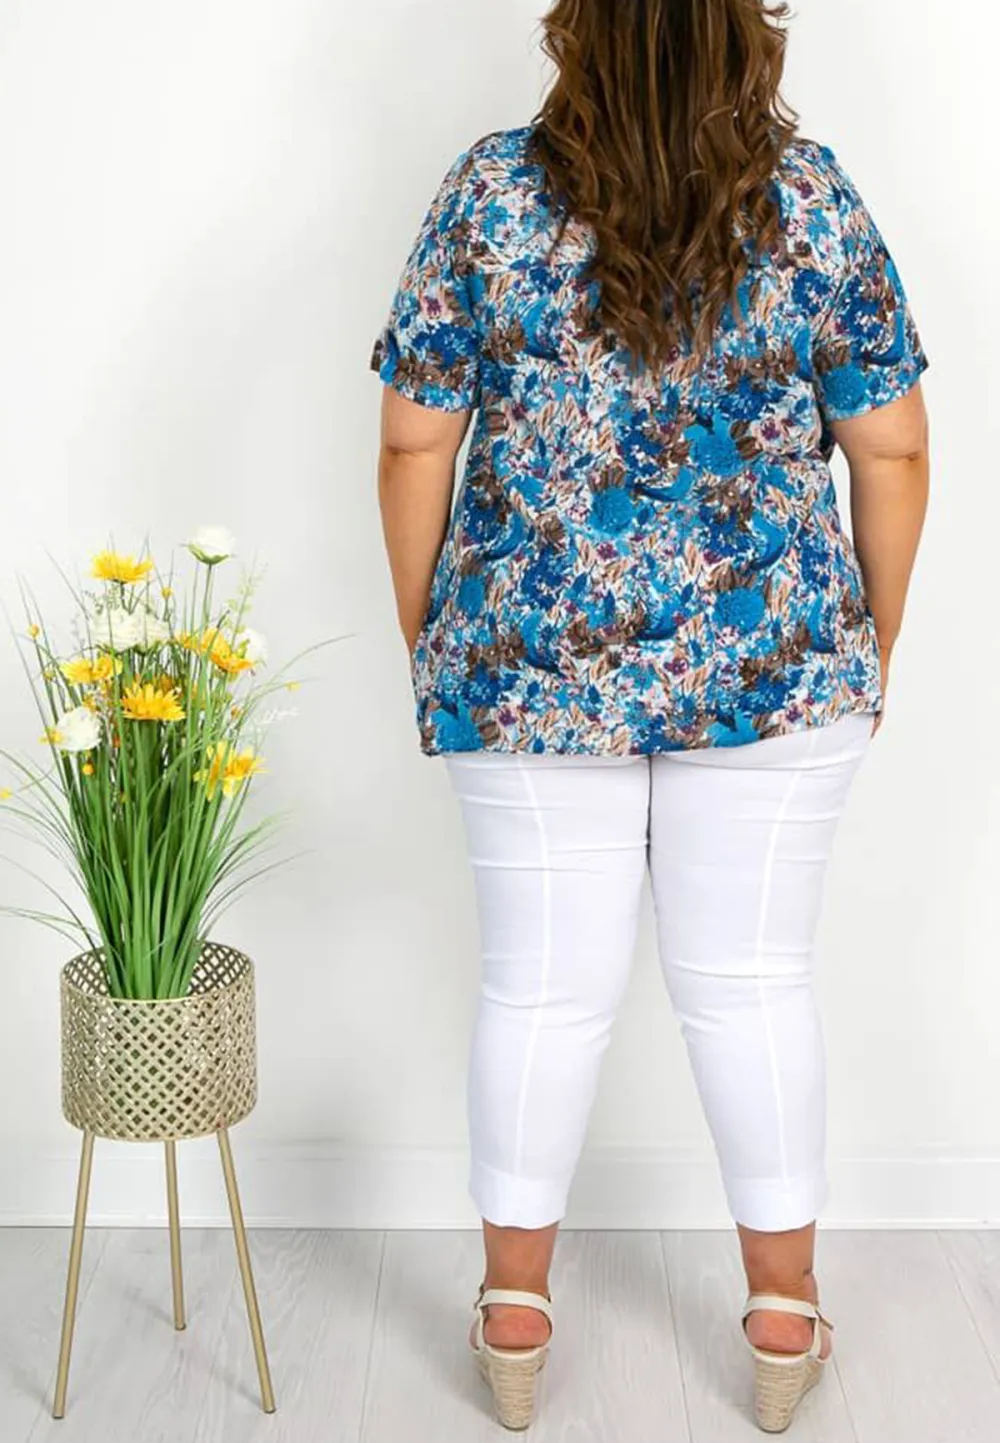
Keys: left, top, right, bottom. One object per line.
{"left": 742, "top": 1293, "right": 831, "bottom": 1360}
{"left": 472, "top": 1286, "right": 554, "bottom": 1353}
{"left": 742, "top": 1292, "right": 818, "bottom": 1322}
{"left": 476, "top": 1286, "right": 553, "bottom": 1322}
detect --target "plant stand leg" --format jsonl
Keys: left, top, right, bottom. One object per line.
{"left": 216, "top": 1127, "right": 275, "bottom": 1413}
{"left": 164, "top": 1141, "right": 186, "bottom": 1330}
{"left": 52, "top": 1129, "right": 95, "bottom": 1419}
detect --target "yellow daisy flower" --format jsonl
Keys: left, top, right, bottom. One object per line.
{"left": 92, "top": 550, "right": 154, "bottom": 585}
{"left": 81, "top": 762, "right": 95, "bottom": 777}
{"left": 61, "top": 654, "right": 122, "bottom": 686}
{"left": 224, "top": 746, "right": 264, "bottom": 789}
{"left": 40, "top": 727, "right": 64, "bottom": 745}
{"left": 27, "top": 624, "right": 40, "bottom": 638}
{"left": 193, "top": 741, "right": 264, "bottom": 799}
{"left": 192, "top": 741, "right": 226, "bottom": 797}
{"left": 179, "top": 626, "right": 253, "bottom": 676}
{"left": 178, "top": 625, "right": 219, "bottom": 653}
{"left": 213, "top": 644, "right": 254, "bottom": 676}
{"left": 121, "top": 681, "right": 185, "bottom": 723}
{"left": 0, "top": 788, "right": 12, "bottom": 801}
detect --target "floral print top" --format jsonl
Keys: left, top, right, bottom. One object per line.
{"left": 370, "top": 125, "right": 928, "bottom": 755}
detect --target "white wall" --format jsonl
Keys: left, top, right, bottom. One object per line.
{"left": 0, "top": 1, "right": 995, "bottom": 1228}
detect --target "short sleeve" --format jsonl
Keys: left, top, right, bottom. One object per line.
{"left": 369, "top": 147, "right": 483, "bottom": 412}
{"left": 812, "top": 150, "right": 929, "bottom": 424}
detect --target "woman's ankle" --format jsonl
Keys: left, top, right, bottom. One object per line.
{"left": 477, "top": 1267, "right": 552, "bottom": 1349}
{"left": 745, "top": 1268, "right": 819, "bottom": 1304}
{"left": 481, "top": 1301, "right": 552, "bottom": 1348}
{"left": 744, "top": 1309, "right": 817, "bottom": 1355}
{"left": 742, "top": 1268, "right": 827, "bottom": 1356}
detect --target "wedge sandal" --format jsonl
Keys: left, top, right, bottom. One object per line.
{"left": 469, "top": 1282, "right": 553, "bottom": 1431}
{"left": 741, "top": 1292, "right": 833, "bottom": 1434}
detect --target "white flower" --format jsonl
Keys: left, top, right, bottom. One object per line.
{"left": 234, "top": 628, "right": 267, "bottom": 665}
{"left": 54, "top": 706, "right": 101, "bottom": 753}
{"left": 187, "top": 526, "right": 236, "bottom": 565}
{"left": 90, "top": 607, "right": 169, "bottom": 651}
{"left": 134, "top": 613, "right": 170, "bottom": 648}
{"left": 90, "top": 607, "right": 141, "bottom": 650}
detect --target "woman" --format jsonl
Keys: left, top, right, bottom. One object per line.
{"left": 371, "top": 0, "right": 929, "bottom": 1432}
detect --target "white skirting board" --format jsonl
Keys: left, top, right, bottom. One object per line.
{"left": 0, "top": 1137, "right": 992, "bottom": 1229}
{"left": 1, "top": 1141, "right": 999, "bottom": 1229}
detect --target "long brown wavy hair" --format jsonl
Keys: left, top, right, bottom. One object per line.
{"left": 528, "top": 0, "right": 800, "bottom": 370}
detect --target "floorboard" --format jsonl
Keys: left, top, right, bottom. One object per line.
{"left": 0, "top": 1227, "right": 107, "bottom": 1442}
{"left": 1, "top": 1227, "right": 998, "bottom": 1443}
{"left": 25, "top": 1228, "right": 237, "bottom": 1443}
{"left": 191, "top": 1229, "right": 384, "bottom": 1443}
{"left": 818, "top": 1230, "right": 1000, "bottom": 1443}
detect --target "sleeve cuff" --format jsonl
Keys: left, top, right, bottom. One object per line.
{"left": 819, "top": 349, "right": 929, "bottom": 423}
{"left": 369, "top": 331, "right": 478, "bottom": 413}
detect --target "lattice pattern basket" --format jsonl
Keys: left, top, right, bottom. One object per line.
{"left": 60, "top": 942, "right": 257, "bottom": 1142}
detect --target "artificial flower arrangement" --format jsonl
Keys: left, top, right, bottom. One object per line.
{"left": 0, "top": 525, "right": 327, "bottom": 1001}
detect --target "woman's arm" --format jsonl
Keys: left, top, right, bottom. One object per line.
{"left": 377, "top": 387, "right": 473, "bottom": 655}
{"left": 830, "top": 381, "right": 930, "bottom": 729}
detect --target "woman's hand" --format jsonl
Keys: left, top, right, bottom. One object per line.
{"left": 872, "top": 643, "right": 893, "bottom": 737}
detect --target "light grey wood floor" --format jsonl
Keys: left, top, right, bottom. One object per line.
{"left": 2, "top": 1227, "right": 999, "bottom": 1442}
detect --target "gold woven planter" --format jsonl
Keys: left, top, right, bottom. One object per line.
{"left": 52, "top": 941, "right": 275, "bottom": 1420}
{"left": 60, "top": 941, "right": 257, "bottom": 1141}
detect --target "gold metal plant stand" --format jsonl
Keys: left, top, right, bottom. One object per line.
{"left": 52, "top": 943, "right": 276, "bottom": 1419}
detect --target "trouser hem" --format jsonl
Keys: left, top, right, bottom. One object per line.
{"left": 726, "top": 1170, "right": 829, "bottom": 1232}
{"left": 469, "top": 1159, "right": 567, "bottom": 1230}
{"left": 469, "top": 1159, "right": 829, "bottom": 1232}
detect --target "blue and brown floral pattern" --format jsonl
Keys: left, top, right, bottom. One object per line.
{"left": 371, "top": 127, "right": 928, "bottom": 755}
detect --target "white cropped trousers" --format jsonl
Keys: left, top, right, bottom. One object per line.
{"left": 444, "top": 711, "right": 873, "bottom": 1233}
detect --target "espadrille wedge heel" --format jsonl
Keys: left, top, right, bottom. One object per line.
{"left": 470, "top": 1283, "right": 553, "bottom": 1432}
{"left": 741, "top": 1292, "right": 833, "bottom": 1434}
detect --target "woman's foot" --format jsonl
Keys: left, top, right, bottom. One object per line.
{"left": 473, "top": 1223, "right": 556, "bottom": 1356}
{"left": 743, "top": 1271, "right": 832, "bottom": 1360}
{"left": 472, "top": 1219, "right": 559, "bottom": 1351}
{"left": 469, "top": 1292, "right": 553, "bottom": 1350}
